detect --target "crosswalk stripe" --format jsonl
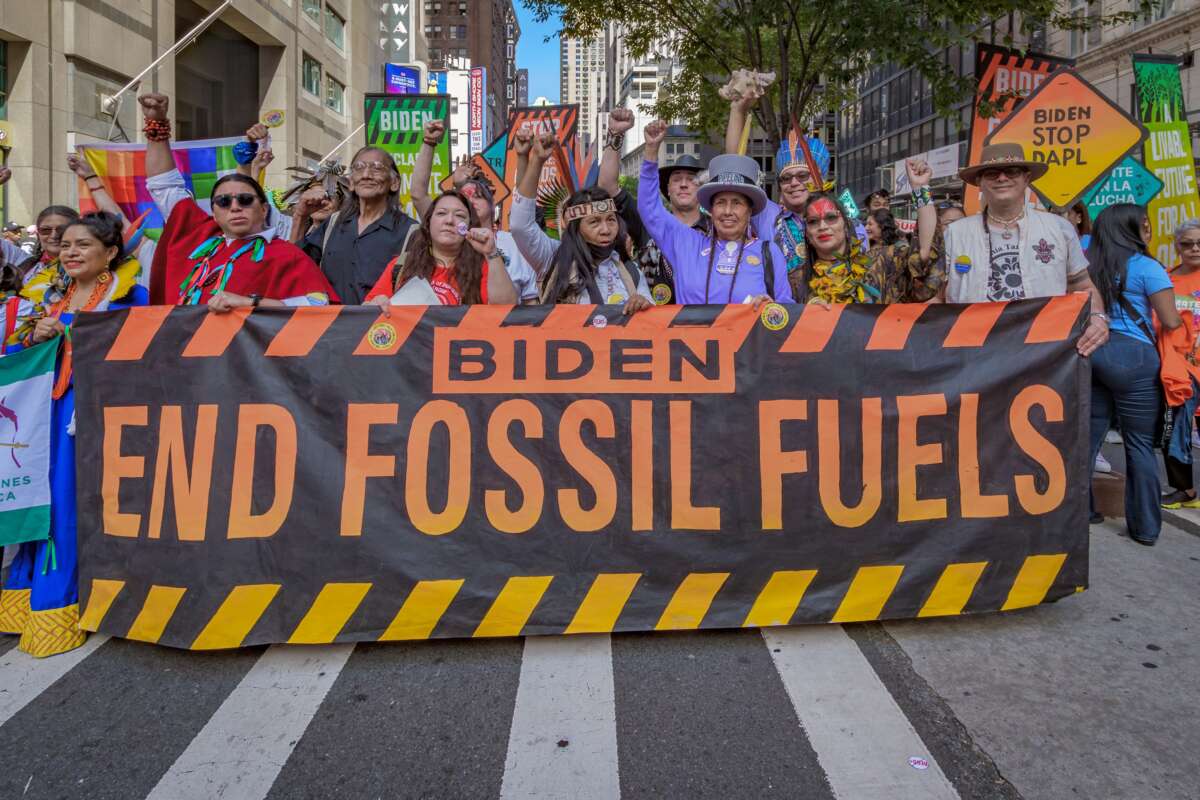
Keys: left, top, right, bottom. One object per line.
{"left": 0, "top": 634, "right": 109, "bottom": 727}
{"left": 500, "top": 635, "right": 620, "bottom": 800}
{"left": 146, "top": 644, "right": 354, "bottom": 800}
{"left": 765, "top": 626, "right": 960, "bottom": 799}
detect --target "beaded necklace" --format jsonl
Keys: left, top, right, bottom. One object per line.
{"left": 178, "top": 236, "right": 266, "bottom": 305}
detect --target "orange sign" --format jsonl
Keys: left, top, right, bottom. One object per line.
{"left": 985, "top": 68, "right": 1147, "bottom": 209}
{"left": 438, "top": 153, "right": 512, "bottom": 209}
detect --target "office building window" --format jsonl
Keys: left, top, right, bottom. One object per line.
{"left": 1069, "top": 0, "right": 1102, "bottom": 55}
{"left": 326, "top": 75, "right": 345, "bottom": 114}
{"left": 324, "top": 6, "right": 345, "bottom": 49}
{"left": 303, "top": 0, "right": 321, "bottom": 25}
{"left": 1134, "top": 0, "right": 1174, "bottom": 28}
{"left": 302, "top": 53, "right": 322, "bottom": 96}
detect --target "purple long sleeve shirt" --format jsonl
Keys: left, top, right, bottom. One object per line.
{"left": 637, "top": 160, "right": 793, "bottom": 304}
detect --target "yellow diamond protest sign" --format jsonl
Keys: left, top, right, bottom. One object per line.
{"left": 985, "top": 68, "right": 1148, "bottom": 209}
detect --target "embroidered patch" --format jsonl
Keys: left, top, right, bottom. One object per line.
{"left": 747, "top": 255, "right": 761, "bottom": 266}
{"left": 1033, "top": 238, "right": 1055, "bottom": 264}
{"left": 367, "top": 321, "right": 397, "bottom": 351}
{"left": 760, "top": 303, "right": 789, "bottom": 331}
{"left": 652, "top": 283, "right": 672, "bottom": 305}
{"left": 954, "top": 255, "right": 972, "bottom": 274}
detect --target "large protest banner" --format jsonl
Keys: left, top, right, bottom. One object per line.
{"left": 72, "top": 300, "right": 1089, "bottom": 650}
{"left": 986, "top": 68, "right": 1147, "bottom": 210}
{"left": 363, "top": 93, "right": 451, "bottom": 219}
{"left": 966, "top": 44, "right": 1072, "bottom": 215}
{"left": 1133, "top": 54, "right": 1200, "bottom": 267}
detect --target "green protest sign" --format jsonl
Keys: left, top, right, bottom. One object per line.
{"left": 363, "top": 94, "right": 452, "bottom": 219}
{"left": 1081, "top": 156, "right": 1164, "bottom": 221}
{"left": 1133, "top": 55, "right": 1199, "bottom": 266}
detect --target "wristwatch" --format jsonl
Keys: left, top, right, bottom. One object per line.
{"left": 1089, "top": 312, "right": 1109, "bottom": 324}
{"left": 250, "top": 293, "right": 262, "bottom": 308}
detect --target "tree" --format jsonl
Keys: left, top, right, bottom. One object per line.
{"left": 527, "top": 0, "right": 1162, "bottom": 148}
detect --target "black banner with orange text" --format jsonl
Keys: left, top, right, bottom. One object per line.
{"left": 71, "top": 299, "right": 1090, "bottom": 650}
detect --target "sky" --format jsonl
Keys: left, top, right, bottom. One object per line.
{"left": 514, "top": 2, "right": 561, "bottom": 104}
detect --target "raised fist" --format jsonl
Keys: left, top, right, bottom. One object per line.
{"left": 905, "top": 158, "right": 933, "bottom": 190}
{"left": 423, "top": 119, "right": 446, "bottom": 146}
{"left": 532, "top": 130, "right": 557, "bottom": 160}
{"left": 644, "top": 120, "right": 669, "bottom": 147}
{"left": 608, "top": 108, "right": 635, "bottom": 135}
{"left": 512, "top": 123, "right": 535, "bottom": 156}
{"left": 245, "top": 123, "right": 269, "bottom": 142}
{"left": 66, "top": 153, "right": 95, "bottom": 179}
{"left": 138, "top": 92, "right": 170, "bottom": 122}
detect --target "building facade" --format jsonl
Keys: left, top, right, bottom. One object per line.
{"left": 560, "top": 34, "right": 607, "bottom": 149}
{"left": 423, "top": 0, "right": 514, "bottom": 140}
{"left": 837, "top": 2, "right": 1200, "bottom": 208}
{"left": 0, "top": 0, "right": 404, "bottom": 228}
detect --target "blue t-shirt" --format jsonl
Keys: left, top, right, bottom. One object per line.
{"left": 1109, "top": 253, "right": 1173, "bottom": 345}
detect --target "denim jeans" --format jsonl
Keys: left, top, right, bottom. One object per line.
{"left": 1089, "top": 332, "right": 1162, "bottom": 542}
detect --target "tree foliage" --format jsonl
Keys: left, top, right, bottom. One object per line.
{"left": 526, "top": 0, "right": 1163, "bottom": 147}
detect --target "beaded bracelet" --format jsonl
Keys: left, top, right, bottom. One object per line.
{"left": 911, "top": 185, "right": 933, "bottom": 208}
{"left": 144, "top": 119, "right": 172, "bottom": 142}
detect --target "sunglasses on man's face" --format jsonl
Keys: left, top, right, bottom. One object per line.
{"left": 1178, "top": 239, "right": 1200, "bottom": 251}
{"left": 780, "top": 171, "right": 812, "bottom": 186}
{"left": 212, "top": 193, "right": 259, "bottom": 210}
{"left": 980, "top": 166, "right": 1028, "bottom": 182}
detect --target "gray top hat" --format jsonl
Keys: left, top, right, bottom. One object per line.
{"left": 658, "top": 154, "right": 704, "bottom": 197}
{"left": 696, "top": 154, "right": 768, "bottom": 215}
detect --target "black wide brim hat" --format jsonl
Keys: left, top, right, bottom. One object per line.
{"left": 658, "top": 155, "right": 704, "bottom": 198}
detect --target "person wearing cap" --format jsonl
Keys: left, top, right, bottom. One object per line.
{"left": 412, "top": 122, "right": 539, "bottom": 304}
{"left": 510, "top": 128, "right": 652, "bottom": 310}
{"left": 724, "top": 85, "right": 865, "bottom": 299}
{"left": 939, "top": 142, "right": 1108, "bottom": 356}
{"left": 602, "top": 109, "right": 710, "bottom": 305}
{"left": 640, "top": 120, "right": 792, "bottom": 305}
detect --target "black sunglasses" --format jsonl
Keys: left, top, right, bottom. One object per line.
{"left": 212, "top": 193, "right": 259, "bottom": 209}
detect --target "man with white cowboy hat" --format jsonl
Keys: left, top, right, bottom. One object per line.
{"left": 939, "top": 142, "right": 1108, "bottom": 356}
{"left": 638, "top": 119, "right": 792, "bottom": 305}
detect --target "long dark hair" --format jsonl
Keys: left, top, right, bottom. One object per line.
{"left": 1087, "top": 203, "right": 1149, "bottom": 314}
{"left": 543, "top": 186, "right": 629, "bottom": 303}
{"left": 347, "top": 146, "right": 405, "bottom": 218}
{"left": 1071, "top": 201, "right": 1092, "bottom": 236}
{"left": 32, "top": 205, "right": 80, "bottom": 262}
{"left": 61, "top": 211, "right": 126, "bottom": 269}
{"left": 394, "top": 191, "right": 485, "bottom": 304}
{"left": 868, "top": 208, "right": 899, "bottom": 247}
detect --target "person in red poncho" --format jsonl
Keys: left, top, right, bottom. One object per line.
{"left": 138, "top": 92, "right": 337, "bottom": 310}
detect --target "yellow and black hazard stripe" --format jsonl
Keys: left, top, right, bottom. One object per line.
{"left": 79, "top": 554, "right": 1077, "bottom": 650}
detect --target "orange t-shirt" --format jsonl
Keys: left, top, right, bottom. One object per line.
{"left": 365, "top": 256, "right": 489, "bottom": 306}
{"left": 1158, "top": 266, "right": 1200, "bottom": 406}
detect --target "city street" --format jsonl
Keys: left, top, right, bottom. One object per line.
{"left": 1, "top": 464, "right": 1196, "bottom": 800}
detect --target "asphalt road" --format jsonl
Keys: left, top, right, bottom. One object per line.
{"left": 1, "top": 480, "right": 1197, "bottom": 799}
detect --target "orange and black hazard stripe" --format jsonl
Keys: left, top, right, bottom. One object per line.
{"left": 78, "top": 553, "right": 1078, "bottom": 650}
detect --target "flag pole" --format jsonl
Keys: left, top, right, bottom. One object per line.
{"left": 319, "top": 123, "right": 366, "bottom": 165}
{"left": 102, "top": 0, "right": 237, "bottom": 140}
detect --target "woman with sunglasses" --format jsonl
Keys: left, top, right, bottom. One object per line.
{"left": 0, "top": 212, "right": 147, "bottom": 657}
{"left": 1158, "top": 220, "right": 1200, "bottom": 510}
{"left": 138, "top": 92, "right": 337, "bottom": 311}
{"left": 793, "top": 159, "right": 941, "bottom": 304}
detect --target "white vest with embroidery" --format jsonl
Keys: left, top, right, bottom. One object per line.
{"left": 943, "top": 209, "right": 1077, "bottom": 303}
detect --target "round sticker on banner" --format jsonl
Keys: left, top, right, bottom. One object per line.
{"left": 908, "top": 757, "right": 930, "bottom": 771}
{"left": 652, "top": 283, "right": 672, "bottom": 305}
{"left": 367, "top": 321, "right": 398, "bottom": 350}
{"left": 954, "top": 255, "right": 972, "bottom": 274}
{"left": 760, "top": 302, "right": 789, "bottom": 331}
{"left": 591, "top": 314, "right": 608, "bottom": 329}
{"left": 261, "top": 109, "right": 286, "bottom": 128}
